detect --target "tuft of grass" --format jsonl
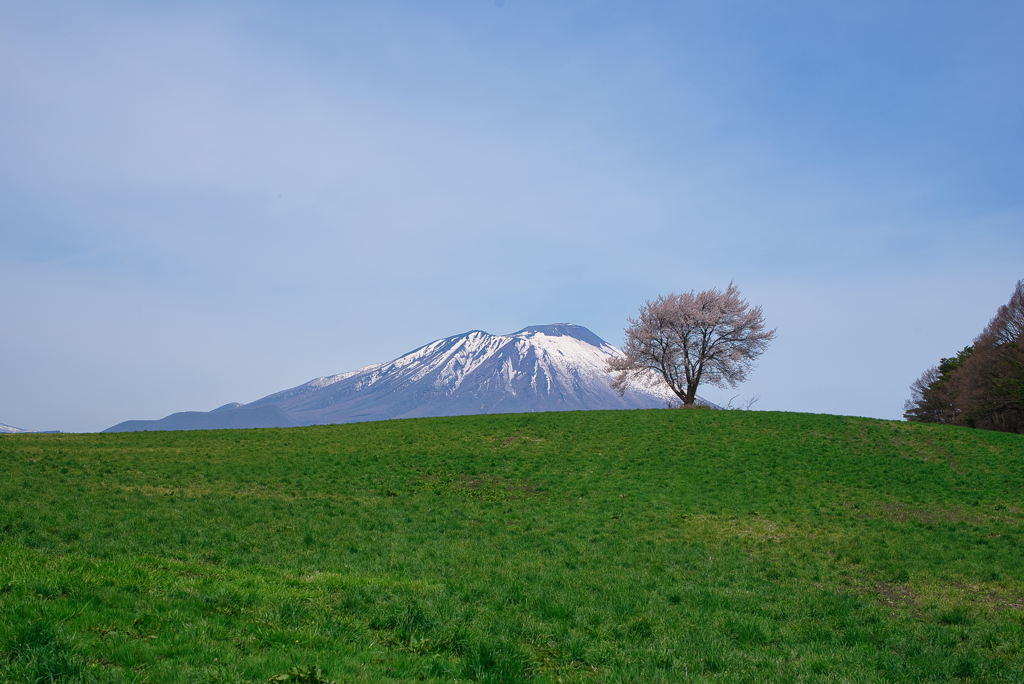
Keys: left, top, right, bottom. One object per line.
{"left": 1, "top": 620, "right": 93, "bottom": 683}
{"left": 269, "top": 664, "right": 336, "bottom": 683}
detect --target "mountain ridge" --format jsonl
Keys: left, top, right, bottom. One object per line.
{"left": 104, "top": 323, "right": 705, "bottom": 433}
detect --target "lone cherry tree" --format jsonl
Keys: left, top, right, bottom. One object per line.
{"left": 608, "top": 282, "right": 776, "bottom": 406}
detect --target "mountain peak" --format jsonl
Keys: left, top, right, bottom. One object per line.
{"left": 510, "top": 323, "right": 610, "bottom": 348}
{"left": 103, "top": 323, "right": 697, "bottom": 432}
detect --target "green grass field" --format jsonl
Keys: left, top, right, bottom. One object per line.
{"left": 1, "top": 409, "right": 1023, "bottom": 683}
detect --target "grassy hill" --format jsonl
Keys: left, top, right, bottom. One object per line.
{"left": 1, "top": 409, "right": 1022, "bottom": 683}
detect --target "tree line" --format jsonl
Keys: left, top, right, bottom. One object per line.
{"left": 904, "top": 279, "right": 1024, "bottom": 434}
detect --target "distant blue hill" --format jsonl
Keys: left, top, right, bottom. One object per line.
{"left": 104, "top": 404, "right": 296, "bottom": 433}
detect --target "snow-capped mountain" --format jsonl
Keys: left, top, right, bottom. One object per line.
{"left": 0, "top": 423, "right": 60, "bottom": 434}
{"left": 105, "top": 323, "right": 703, "bottom": 432}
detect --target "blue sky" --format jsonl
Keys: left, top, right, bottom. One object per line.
{"left": 2, "top": 1, "right": 1022, "bottom": 432}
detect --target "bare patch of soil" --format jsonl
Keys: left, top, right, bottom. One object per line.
{"left": 486, "top": 431, "right": 544, "bottom": 450}
{"left": 873, "top": 581, "right": 921, "bottom": 613}
{"left": 878, "top": 502, "right": 988, "bottom": 526}
{"left": 413, "top": 473, "right": 544, "bottom": 500}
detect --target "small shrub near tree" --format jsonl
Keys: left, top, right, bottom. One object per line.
{"left": 268, "top": 665, "right": 336, "bottom": 683}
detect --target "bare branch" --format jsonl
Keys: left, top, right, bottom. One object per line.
{"left": 976, "top": 279, "right": 1024, "bottom": 348}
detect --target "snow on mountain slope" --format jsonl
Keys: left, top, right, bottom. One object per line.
{"left": 252, "top": 323, "right": 683, "bottom": 425}
{"left": 103, "top": 323, "right": 707, "bottom": 432}
{"left": 0, "top": 423, "right": 60, "bottom": 434}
